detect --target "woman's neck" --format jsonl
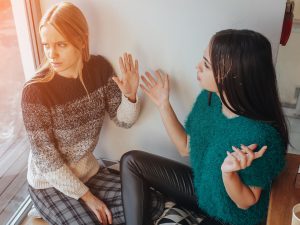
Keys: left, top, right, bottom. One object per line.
{"left": 215, "top": 92, "right": 238, "bottom": 119}
{"left": 57, "top": 59, "right": 83, "bottom": 79}
{"left": 221, "top": 104, "right": 238, "bottom": 119}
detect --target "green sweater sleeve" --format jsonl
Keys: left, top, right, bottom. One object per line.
{"left": 238, "top": 125, "right": 286, "bottom": 189}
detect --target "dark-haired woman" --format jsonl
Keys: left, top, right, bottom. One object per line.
{"left": 121, "top": 29, "right": 288, "bottom": 225}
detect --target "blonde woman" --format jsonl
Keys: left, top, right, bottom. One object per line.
{"left": 21, "top": 2, "right": 142, "bottom": 225}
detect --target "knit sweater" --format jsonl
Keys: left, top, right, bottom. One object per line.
{"left": 22, "top": 55, "right": 140, "bottom": 200}
{"left": 185, "top": 90, "right": 285, "bottom": 225}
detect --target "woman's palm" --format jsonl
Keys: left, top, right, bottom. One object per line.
{"left": 140, "top": 71, "right": 169, "bottom": 107}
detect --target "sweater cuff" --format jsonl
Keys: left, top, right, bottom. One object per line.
{"left": 44, "top": 164, "right": 90, "bottom": 200}
{"left": 121, "top": 94, "right": 140, "bottom": 110}
{"left": 116, "top": 94, "right": 140, "bottom": 126}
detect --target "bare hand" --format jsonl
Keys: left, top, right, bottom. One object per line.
{"left": 221, "top": 144, "right": 267, "bottom": 173}
{"left": 81, "top": 191, "right": 112, "bottom": 225}
{"left": 112, "top": 53, "right": 139, "bottom": 102}
{"left": 140, "top": 70, "right": 169, "bottom": 108}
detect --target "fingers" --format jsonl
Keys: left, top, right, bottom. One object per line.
{"left": 241, "top": 144, "right": 255, "bottom": 167}
{"left": 226, "top": 151, "right": 239, "bottom": 166}
{"left": 97, "top": 204, "right": 112, "bottom": 225}
{"left": 164, "top": 73, "right": 169, "bottom": 89}
{"left": 145, "top": 71, "right": 157, "bottom": 85}
{"left": 141, "top": 70, "right": 168, "bottom": 88}
{"left": 140, "top": 84, "right": 150, "bottom": 95}
{"left": 99, "top": 209, "right": 108, "bottom": 225}
{"left": 154, "top": 70, "right": 163, "bottom": 84}
{"left": 247, "top": 143, "right": 257, "bottom": 151}
{"left": 105, "top": 208, "right": 113, "bottom": 224}
{"left": 141, "top": 73, "right": 153, "bottom": 89}
{"left": 100, "top": 203, "right": 112, "bottom": 225}
{"left": 128, "top": 54, "right": 133, "bottom": 71}
{"left": 254, "top": 146, "right": 268, "bottom": 159}
{"left": 232, "top": 146, "right": 247, "bottom": 169}
{"left": 123, "top": 53, "right": 130, "bottom": 71}
{"left": 134, "top": 59, "right": 139, "bottom": 75}
{"left": 230, "top": 144, "right": 268, "bottom": 170}
{"left": 119, "top": 53, "right": 138, "bottom": 73}
{"left": 119, "top": 57, "right": 126, "bottom": 75}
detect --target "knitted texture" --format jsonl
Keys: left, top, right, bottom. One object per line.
{"left": 185, "top": 90, "right": 285, "bottom": 225}
{"left": 22, "top": 55, "right": 140, "bottom": 199}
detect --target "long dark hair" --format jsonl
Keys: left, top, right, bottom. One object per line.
{"left": 209, "top": 29, "right": 289, "bottom": 150}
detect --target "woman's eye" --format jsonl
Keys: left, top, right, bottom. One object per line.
{"left": 58, "top": 43, "right": 67, "bottom": 47}
{"left": 204, "top": 62, "right": 209, "bottom": 69}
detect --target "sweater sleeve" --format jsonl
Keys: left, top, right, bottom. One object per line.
{"left": 22, "top": 85, "right": 89, "bottom": 199}
{"left": 238, "top": 125, "right": 286, "bottom": 189}
{"left": 101, "top": 58, "right": 140, "bottom": 128}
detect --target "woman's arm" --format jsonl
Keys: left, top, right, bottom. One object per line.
{"left": 104, "top": 53, "right": 140, "bottom": 128}
{"left": 141, "top": 71, "right": 188, "bottom": 156}
{"left": 221, "top": 144, "right": 267, "bottom": 209}
{"left": 222, "top": 172, "right": 262, "bottom": 209}
{"left": 22, "top": 86, "right": 112, "bottom": 224}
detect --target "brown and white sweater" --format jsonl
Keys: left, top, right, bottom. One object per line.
{"left": 21, "top": 55, "right": 140, "bottom": 199}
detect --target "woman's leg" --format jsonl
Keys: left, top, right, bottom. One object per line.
{"left": 29, "top": 186, "right": 100, "bottom": 225}
{"left": 121, "top": 150, "right": 198, "bottom": 225}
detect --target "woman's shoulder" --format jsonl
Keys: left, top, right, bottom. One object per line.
{"left": 22, "top": 72, "right": 48, "bottom": 105}
{"left": 85, "top": 55, "right": 114, "bottom": 84}
{"left": 237, "top": 118, "right": 285, "bottom": 152}
{"left": 87, "top": 55, "right": 113, "bottom": 74}
{"left": 88, "top": 54, "right": 110, "bottom": 65}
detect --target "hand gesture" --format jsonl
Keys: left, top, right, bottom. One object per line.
{"left": 81, "top": 191, "right": 112, "bottom": 225}
{"left": 140, "top": 70, "right": 170, "bottom": 108}
{"left": 221, "top": 144, "right": 267, "bottom": 173}
{"left": 112, "top": 53, "right": 139, "bottom": 102}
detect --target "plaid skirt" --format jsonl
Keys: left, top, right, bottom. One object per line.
{"left": 29, "top": 167, "right": 165, "bottom": 225}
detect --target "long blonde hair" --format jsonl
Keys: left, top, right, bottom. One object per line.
{"left": 26, "top": 2, "right": 90, "bottom": 89}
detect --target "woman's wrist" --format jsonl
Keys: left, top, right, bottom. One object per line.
{"left": 158, "top": 100, "right": 171, "bottom": 111}
{"left": 80, "top": 190, "right": 93, "bottom": 202}
{"left": 124, "top": 93, "right": 137, "bottom": 103}
{"left": 222, "top": 170, "right": 236, "bottom": 179}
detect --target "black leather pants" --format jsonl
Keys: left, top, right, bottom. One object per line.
{"left": 120, "top": 150, "right": 198, "bottom": 225}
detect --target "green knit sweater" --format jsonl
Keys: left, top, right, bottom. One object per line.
{"left": 185, "top": 90, "right": 285, "bottom": 225}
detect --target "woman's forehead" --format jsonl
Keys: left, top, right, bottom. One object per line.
{"left": 40, "top": 24, "right": 66, "bottom": 43}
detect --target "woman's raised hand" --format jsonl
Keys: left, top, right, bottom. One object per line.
{"left": 221, "top": 144, "right": 267, "bottom": 173}
{"left": 140, "top": 70, "right": 170, "bottom": 108}
{"left": 112, "top": 53, "right": 139, "bottom": 102}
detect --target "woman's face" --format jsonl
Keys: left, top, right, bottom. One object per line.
{"left": 196, "top": 45, "right": 218, "bottom": 93}
{"left": 40, "top": 24, "right": 82, "bottom": 78}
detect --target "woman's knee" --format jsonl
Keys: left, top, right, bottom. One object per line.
{"left": 121, "top": 150, "right": 145, "bottom": 169}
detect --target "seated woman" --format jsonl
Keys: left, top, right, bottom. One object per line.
{"left": 121, "top": 29, "right": 288, "bottom": 225}
{"left": 22, "top": 2, "right": 143, "bottom": 225}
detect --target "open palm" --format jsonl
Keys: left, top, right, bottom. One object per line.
{"left": 112, "top": 53, "right": 139, "bottom": 100}
{"left": 140, "top": 70, "right": 169, "bottom": 107}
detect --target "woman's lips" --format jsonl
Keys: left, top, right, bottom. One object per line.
{"left": 51, "top": 62, "right": 62, "bottom": 67}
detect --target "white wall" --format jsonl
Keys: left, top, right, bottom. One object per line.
{"left": 295, "top": 0, "right": 300, "bottom": 20}
{"left": 276, "top": 24, "right": 300, "bottom": 104}
{"left": 38, "top": 0, "right": 286, "bottom": 162}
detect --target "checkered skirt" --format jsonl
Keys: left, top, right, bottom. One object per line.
{"left": 29, "top": 167, "right": 165, "bottom": 225}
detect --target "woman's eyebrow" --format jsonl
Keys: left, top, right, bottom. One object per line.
{"left": 41, "top": 41, "right": 67, "bottom": 44}
{"left": 203, "top": 56, "right": 211, "bottom": 65}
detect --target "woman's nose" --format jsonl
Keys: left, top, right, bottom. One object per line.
{"left": 48, "top": 48, "right": 58, "bottom": 60}
{"left": 197, "top": 63, "right": 203, "bottom": 72}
